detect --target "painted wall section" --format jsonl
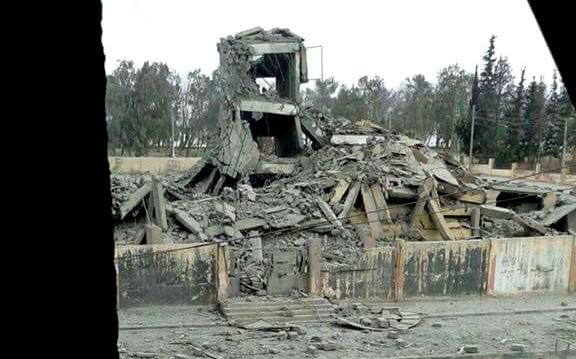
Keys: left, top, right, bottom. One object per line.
{"left": 115, "top": 243, "right": 217, "bottom": 307}
{"left": 320, "top": 247, "right": 396, "bottom": 300}
{"left": 488, "top": 236, "right": 575, "bottom": 295}
{"left": 400, "top": 240, "right": 490, "bottom": 297}
{"left": 109, "top": 157, "right": 201, "bottom": 174}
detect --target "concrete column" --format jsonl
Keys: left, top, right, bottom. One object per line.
{"left": 216, "top": 242, "right": 229, "bottom": 303}
{"left": 307, "top": 237, "right": 321, "bottom": 297}
{"left": 248, "top": 231, "right": 263, "bottom": 263}
{"left": 144, "top": 223, "right": 163, "bottom": 244}
{"left": 488, "top": 158, "right": 495, "bottom": 175}
{"left": 394, "top": 239, "right": 405, "bottom": 300}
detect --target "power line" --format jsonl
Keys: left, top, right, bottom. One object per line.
{"left": 115, "top": 163, "right": 575, "bottom": 261}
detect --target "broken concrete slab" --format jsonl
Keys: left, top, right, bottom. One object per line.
{"left": 172, "top": 209, "right": 204, "bottom": 235}
{"left": 238, "top": 100, "right": 298, "bottom": 115}
{"left": 330, "top": 135, "right": 387, "bottom": 145}
{"left": 119, "top": 182, "right": 152, "bottom": 219}
{"left": 541, "top": 203, "right": 576, "bottom": 227}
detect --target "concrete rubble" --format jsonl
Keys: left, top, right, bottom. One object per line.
{"left": 111, "top": 27, "right": 576, "bottom": 295}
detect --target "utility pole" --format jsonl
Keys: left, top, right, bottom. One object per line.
{"left": 560, "top": 115, "right": 569, "bottom": 184}
{"left": 468, "top": 65, "right": 479, "bottom": 173}
{"left": 171, "top": 109, "right": 176, "bottom": 158}
{"left": 468, "top": 104, "right": 475, "bottom": 172}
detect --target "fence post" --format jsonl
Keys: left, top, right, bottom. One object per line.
{"left": 488, "top": 158, "right": 495, "bottom": 175}
{"left": 307, "top": 237, "right": 321, "bottom": 297}
{"left": 394, "top": 239, "right": 405, "bottom": 300}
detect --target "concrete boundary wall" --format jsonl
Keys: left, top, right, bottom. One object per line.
{"left": 109, "top": 157, "right": 201, "bottom": 174}
{"left": 398, "top": 240, "right": 490, "bottom": 299}
{"left": 115, "top": 243, "right": 226, "bottom": 308}
{"left": 487, "top": 236, "right": 576, "bottom": 295}
{"left": 320, "top": 246, "right": 396, "bottom": 300}
{"left": 468, "top": 158, "right": 574, "bottom": 185}
{"left": 115, "top": 236, "right": 575, "bottom": 306}
{"left": 318, "top": 235, "right": 575, "bottom": 301}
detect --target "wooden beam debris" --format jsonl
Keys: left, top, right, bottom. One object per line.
{"left": 330, "top": 179, "right": 350, "bottom": 204}
{"left": 371, "top": 183, "right": 392, "bottom": 224}
{"left": 426, "top": 197, "right": 456, "bottom": 240}
{"left": 361, "top": 184, "right": 383, "bottom": 241}
{"left": 409, "top": 178, "right": 433, "bottom": 228}
{"left": 338, "top": 181, "right": 361, "bottom": 220}
{"left": 317, "top": 198, "right": 344, "bottom": 230}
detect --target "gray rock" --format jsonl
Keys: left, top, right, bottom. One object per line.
{"left": 370, "top": 305, "right": 383, "bottom": 314}
{"left": 277, "top": 330, "right": 288, "bottom": 340}
{"left": 292, "top": 325, "right": 307, "bottom": 336}
{"left": 396, "top": 339, "right": 408, "bottom": 349}
{"left": 305, "top": 346, "right": 318, "bottom": 354}
{"left": 387, "top": 331, "right": 399, "bottom": 339}
{"left": 431, "top": 322, "right": 442, "bottom": 328}
{"left": 375, "top": 317, "right": 389, "bottom": 328}
{"left": 288, "top": 331, "right": 299, "bottom": 340}
{"left": 359, "top": 318, "right": 373, "bottom": 327}
{"left": 317, "top": 341, "right": 337, "bottom": 351}
{"left": 463, "top": 345, "right": 479, "bottom": 353}
{"left": 510, "top": 343, "right": 527, "bottom": 352}
{"left": 310, "top": 336, "right": 322, "bottom": 342}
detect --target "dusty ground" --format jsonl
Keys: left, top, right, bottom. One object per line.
{"left": 118, "top": 293, "right": 576, "bottom": 358}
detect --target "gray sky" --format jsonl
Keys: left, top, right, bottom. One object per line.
{"left": 102, "top": 0, "right": 559, "bottom": 89}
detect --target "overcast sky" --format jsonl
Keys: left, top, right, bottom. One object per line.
{"left": 102, "top": 0, "right": 559, "bottom": 89}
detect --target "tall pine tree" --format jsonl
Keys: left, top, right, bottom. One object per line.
{"left": 543, "top": 71, "right": 563, "bottom": 157}
{"left": 523, "top": 77, "right": 547, "bottom": 163}
{"left": 504, "top": 68, "right": 526, "bottom": 163}
{"left": 475, "top": 35, "right": 498, "bottom": 159}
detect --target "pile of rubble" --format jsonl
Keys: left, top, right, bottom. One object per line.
{"left": 111, "top": 114, "right": 575, "bottom": 248}
{"left": 111, "top": 26, "right": 575, "bottom": 295}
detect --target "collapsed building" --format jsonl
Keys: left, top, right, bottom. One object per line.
{"left": 111, "top": 27, "right": 576, "bottom": 296}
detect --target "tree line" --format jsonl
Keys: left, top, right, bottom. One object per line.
{"left": 106, "top": 35, "right": 575, "bottom": 165}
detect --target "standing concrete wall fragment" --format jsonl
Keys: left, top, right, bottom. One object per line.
{"left": 487, "top": 235, "right": 575, "bottom": 295}
{"left": 400, "top": 240, "right": 490, "bottom": 297}
{"left": 320, "top": 247, "right": 396, "bottom": 300}
{"left": 115, "top": 244, "right": 217, "bottom": 307}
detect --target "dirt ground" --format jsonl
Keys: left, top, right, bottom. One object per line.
{"left": 118, "top": 293, "right": 576, "bottom": 358}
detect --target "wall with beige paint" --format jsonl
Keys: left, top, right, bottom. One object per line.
{"left": 109, "top": 157, "right": 201, "bottom": 175}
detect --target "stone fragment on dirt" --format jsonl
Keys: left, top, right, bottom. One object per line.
{"left": 462, "top": 344, "right": 479, "bottom": 353}
{"left": 510, "top": 343, "right": 527, "bottom": 352}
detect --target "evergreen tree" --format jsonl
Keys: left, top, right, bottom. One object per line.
{"left": 504, "top": 68, "right": 526, "bottom": 163}
{"left": 523, "top": 77, "right": 547, "bottom": 162}
{"left": 543, "top": 71, "right": 563, "bottom": 156}
{"left": 468, "top": 35, "right": 497, "bottom": 159}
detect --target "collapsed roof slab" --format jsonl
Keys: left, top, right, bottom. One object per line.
{"left": 254, "top": 159, "right": 297, "bottom": 175}
{"left": 238, "top": 100, "right": 298, "bottom": 116}
{"left": 248, "top": 41, "right": 301, "bottom": 55}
